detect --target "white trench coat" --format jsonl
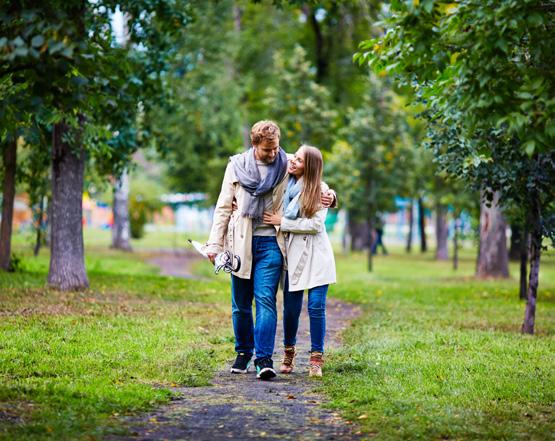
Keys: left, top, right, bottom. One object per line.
{"left": 281, "top": 190, "right": 337, "bottom": 292}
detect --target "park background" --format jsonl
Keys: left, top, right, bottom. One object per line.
{"left": 1, "top": 1, "right": 554, "bottom": 440}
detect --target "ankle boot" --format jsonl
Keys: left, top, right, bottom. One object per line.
{"left": 279, "top": 345, "right": 297, "bottom": 374}
{"left": 309, "top": 351, "right": 324, "bottom": 377}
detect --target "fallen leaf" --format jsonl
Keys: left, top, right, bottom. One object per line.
{"left": 287, "top": 394, "right": 296, "bottom": 400}
{"left": 358, "top": 414, "right": 368, "bottom": 419}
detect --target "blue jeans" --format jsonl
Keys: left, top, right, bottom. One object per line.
{"left": 283, "top": 279, "right": 328, "bottom": 353}
{"left": 231, "top": 236, "right": 282, "bottom": 360}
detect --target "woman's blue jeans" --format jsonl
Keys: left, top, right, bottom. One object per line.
{"left": 231, "top": 236, "right": 282, "bottom": 360}
{"left": 283, "top": 279, "right": 328, "bottom": 353}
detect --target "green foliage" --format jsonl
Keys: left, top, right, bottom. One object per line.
{"left": 357, "top": 0, "right": 555, "bottom": 246}
{"left": 150, "top": 0, "right": 243, "bottom": 196}
{"left": 0, "top": 1, "right": 191, "bottom": 179}
{"left": 325, "top": 74, "right": 415, "bottom": 221}
{"left": 6, "top": 252, "right": 21, "bottom": 272}
{"left": 358, "top": 0, "right": 554, "bottom": 155}
{"left": 264, "top": 45, "right": 338, "bottom": 150}
{"left": 127, "top": 174, "right": 166, "bottom": 239}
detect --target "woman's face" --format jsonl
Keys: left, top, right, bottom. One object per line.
{"left": 288, "top": 148, "right": 305, "bottom": 177}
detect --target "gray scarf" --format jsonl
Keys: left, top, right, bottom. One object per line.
{"left": 232, "top": 147, "right": 288, "bottom": 221}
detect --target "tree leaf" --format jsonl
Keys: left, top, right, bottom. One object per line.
{"left": 31, "top": 35, "right": 44, "bottom": 48}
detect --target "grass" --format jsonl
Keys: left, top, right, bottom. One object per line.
{"left": 11, "top": 227, "right": 208, "bottom": 252}
{"left": 2, "top": 230, "right": 554, "bottom": 440}
{"left": 0, "top": 236, "right": 233, "bottom": 440}
{"left": 322, "top": 249, "right": 555, "bottom": 440}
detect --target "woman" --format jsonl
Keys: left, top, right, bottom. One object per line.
{"left": 263, "top": 145, "right": 336, "bottom": 377}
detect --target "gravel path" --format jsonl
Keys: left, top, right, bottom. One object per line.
{"left": 111, "top": 252, "right": 361, "bottom": 441}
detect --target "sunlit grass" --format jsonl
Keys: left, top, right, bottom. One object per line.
{"left": 11, "top": 227, "right": 208, "bottom": 252}
{"left": 3, "top": 231, "right": 554, "bottom": 440}
{"left": 0, "top": 241, "right": 233, "bottom": 441}
{"left": 323, "top": 250, "right": 555, "bottom": 440}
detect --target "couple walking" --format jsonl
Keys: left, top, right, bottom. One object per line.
{"left": 204, "top": 120, "right": 337, "bottom": 380}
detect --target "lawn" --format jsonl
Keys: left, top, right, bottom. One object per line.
{"left": 323, "top": 249, "right": 555, "bottom": 440}
{"left": 0, "top": 233, "right": 233, "bottom": 441}
{"left": 1, "top": 230, "right": 554, "bottom": 440}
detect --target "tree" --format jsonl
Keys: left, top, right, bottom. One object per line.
{"left": 264, "top": 45, "right": 338, "bottom": 150}
{"left": 358, "top": 0, "right": 555, "bottom": 333}
{"left": 0, "top": 138, "right": 17, "bottom": 271}
{"left": 151, "top": 0, "right": 243, "bottom": 199}
{"left": 476, "top": 191, "right": 510, "bottom": 278}
{"left": 110, "top": 12, "right": 133, "bottom": 252}
{"left": 49, "top": 118, "right": 89, "bottom": 290}
{"left": 1, "top": 1, "right": 190, "bottom": 289}
{"left": 0, "top": 74, "right": 32, "bottom": 270}
{"left": 326, "top": 74, "right": 414, "bottom": 270}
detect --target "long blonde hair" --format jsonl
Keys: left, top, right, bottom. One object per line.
{"left": 299, "top": 145, "right": 323, "bottom": 218}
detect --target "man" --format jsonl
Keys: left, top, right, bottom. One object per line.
{"left": 204, "top": 120, "right": 334, "bottom": 380}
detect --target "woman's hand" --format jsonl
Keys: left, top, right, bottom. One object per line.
{"left": 231, "top": 198, "right": 238, "bottom": 212}
{"left": 263, "top": 211, "right": 282, "bottom": 225}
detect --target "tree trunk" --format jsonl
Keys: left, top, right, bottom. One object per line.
{"left": 476, "top": 190, "right": 509, "bottom": 278}
{"left": 418, "top": 197, "right": 427, "bottom": 252}
{"left": 48, "top": 121, "right": 89, "bottom": 291}
{"left": 34, "top": 195, "right": 46, "bottom": 256}
{"left": 233, "top": 2, "right": 242, "bottom": 32}
{"left": 521, "top": 202, "right": 541, "bottom": 334}
{"left": 0, "top": 139, "right": 17, "bottom": 271}
{"left": 111, "top": 169, "right": 132, "bottom": 251}
{"left": 453, "top": 216, "right": 460, "bottom": 270}
{"left": 367, "top": 214, "right": 374, "bottom": 272}
{"left": 303, "top": 5, "right": 327, "bottom": 82}
{"left": 342, "top": 210, "right": 350, "bottom": 254}
{"left": 519, "top": 228, "right": 529, "bottom": 300}
{"left": 349, "top": 217, "right": 370, "bottom": 251}
{"left": 406, "top": 200, "right": 413, "bottom": 253}
{"left": 509, "top": 223, "right": 522, "bottom": 261}
{"left": 435, "top": 202, "right": 449, "bottom": 260}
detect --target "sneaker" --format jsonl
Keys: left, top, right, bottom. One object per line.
{"left": 279, "top": 345, "right": 297, "bottom": 374}
{"left": 255, "top": 357, "right": 277, "bottom": 380}
{"left": 230, "top": 353, "right": 252, "bottom": 374}
{"left": 309, "top": 351, "right": 324, "bottom": 378}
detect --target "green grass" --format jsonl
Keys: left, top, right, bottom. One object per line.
{"left": 0, "top": 242, "right": 233, "bottom": 441}
{"left": 11, "top": 227, "right": 208, "bottom": 252}
{"left": 322, "top": 249, "right": 555, "bottom": 440}
{"left": 2, "top": 232, "right": 554, "bottom": 440}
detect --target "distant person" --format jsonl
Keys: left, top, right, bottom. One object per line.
{"left": 204, "top": 121, "right": 335, "bottom": 380}
{"left": 263, "top": 145, "right": 336, "bottom": 378}
{"left": 371, "top": 215, "right": 388, "bottom": 255}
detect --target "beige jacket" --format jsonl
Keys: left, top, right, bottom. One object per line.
{"left": 281, "top": 184, "right": 337, "bottom": 292}
{"left": 204, "top": 156, "right": 288, "bottom": 279}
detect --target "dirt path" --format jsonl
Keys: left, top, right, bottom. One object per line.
{"left": 147, "top": 249, "right": 202, "bottom": 279}
{"left": 112, "top": 252, "right": 361, "bottom": 441}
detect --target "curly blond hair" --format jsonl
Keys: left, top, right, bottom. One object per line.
{"left": 250, "top": 120, "right": 281, "bottom": 146}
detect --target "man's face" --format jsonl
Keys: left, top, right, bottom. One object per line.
{"left": 254, "top": 140, "right": 280, "bottom": 164}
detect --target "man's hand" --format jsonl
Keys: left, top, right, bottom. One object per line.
{"left": 263, "top": 211, "right": 282, "bottom": 225}
{"left": 321, "top": 191, "right": 335, "bottom": 208}
{"left": 207, "top": 253, "right": 217, "bottom": 265}
{"left": 231, "top": 198, "right": 238, "bottom": 213}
